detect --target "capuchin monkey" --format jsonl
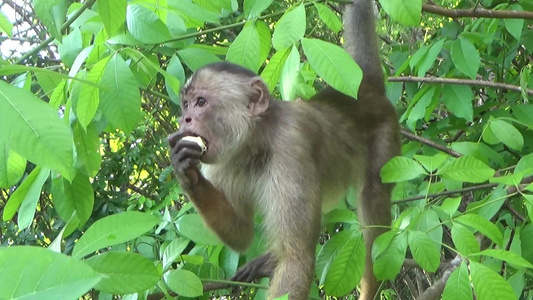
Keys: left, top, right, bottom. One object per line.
{"left": 168, "top": 0, "right": 400, "bottom": 299}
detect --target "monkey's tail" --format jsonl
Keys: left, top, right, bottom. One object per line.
{"left": 343, "top": 0, "right": 385, "bottom": 91}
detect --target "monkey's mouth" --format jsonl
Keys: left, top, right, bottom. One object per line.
{"left": 184, "top": 132, "right": 209, "bottom": 149}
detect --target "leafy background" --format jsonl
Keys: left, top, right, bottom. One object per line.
{"left": 1, "top": 0, "right": 533, "bottom": 299}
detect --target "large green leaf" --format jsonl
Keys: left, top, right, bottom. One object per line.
{"left": 72, "top": 211, "right": 160, "bottom": 259}
{"left": 168, "top": 0, "right": 221, "bottom": 25}
{"left": 489, "top": 119, "right": 524, "bottom": 151}
{"left": 2, "top": 167, "right": 48, "bottom": 222}
{"left": 379, "top": 0, "right": 421, "bottom": 26}
{"left": 443, "top": 84, "right": 474, "bottom": 122}
{"left": 98, "top": 0, "right": 126, "bottom": 37}
{"left": 470, "top": 261, "right": 516, "bottom": 300}
{"left": 33, "top": 0, "right": 65, "bottom": 42}
{"left": 51, "top": 173, "right": 94, "bottom": 228}
{"left": 451, "top": 38, "right": 480, "bottom": 79}
{"left": 77, "top": 56, "right": 110, "bottom": 129}
{"left": 407, "top": 231, "right": 440, "bottom": 272}
{"left": 380, "top": 156, "right": 427, "bottom": 183}
{"left": 472, "top": 249, "right": 533, "bottom": 269}
{"left": 455, "top": 214, "right": 503, "bottom": 246}
{"left": 321, "top": 230, "right": 365, "bottom": 297}
{"left": 301, "top": 38, "right": 362, "bottom": 99}
{"left": 451, "top": 223, "right": 480, "bottom": 256}
{"left": 437, "top": 156, "right": 495, "bottom": 183}
{"left": 226, "top": 21, "right": 262, "bottom": 72}
{"left": 126, "top": 4, "right": 171, "bottom": 44}
{"left": 373, "top": 231, "right": 408, "bottom": 280}
{"left": 0, "top": 141, "right": 26, "bottom": 189}
{"left": 0, "top": 80, "right": 75, "bottom": 180}
{"left": 99, "top": 54, "right": 142, "bottom": 134}
{"left": 261, "top": 48, "right": 290, "bottom": 92}
{"left": 86, "top": 251, "right": 161, "bottom": 294}
{"left": 178, "top": 48, "right": 221, "bottom": 71}
{"left": 73, "top": 123, "right": 102, "bottom": 178}
{"left": 442, "top": 262, "right": 473, "bottom": 300}
{"left": 0, "top": 246, "right": 101, "bottom": 299}
{"left": 165, "top": 269, "right": 203, "bottom": 297}
{"left": 244, "top": 0, "right": 273, "bottom": 19}
{"left": 314, "top": 3, "right": 342, "bottom": 34}
{"left": 272, "top": 5, "right": 306, "bottom": 50}
{"left": 175, "top": 214, "right": 222, "bottom": 246}
{"left": 163, "top": 238, "right": 190, "bottom": 270}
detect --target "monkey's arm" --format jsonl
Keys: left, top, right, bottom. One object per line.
{"left": 169, "top": 133, "right": 254, "bottom": 251}
{"left": 187, "top": 175, "right": 254, "bottom": 252}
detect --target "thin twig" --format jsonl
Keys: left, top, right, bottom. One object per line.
{"left": 401, "top": 129, "right": 462, "bottom": 158}
{"left": 388, "top": 76, "right": 533, "bottom": 96}
{"left": 422, "top": 3, "right": 533, "bottom": 20}
{"left": 392, "top": 183, "right": 498, "bottom": 204}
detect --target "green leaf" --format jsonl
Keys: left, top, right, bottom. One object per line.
{"left": 442, "top": 262, "right": 473, "bottom": 300}
{"left": 261, "top": 48, "right": 290, "bottom": 92}
{"left": 256, "top": 20, "right": 271, "bottom": 69}
{"left": 3, "top": 167, "right": 48, "bottom": 223}
{"left": 301, "top": 38, "right": 362, "bottom": 99}
{"left": 410, "top": 39, "right": 445, "bottom": 77}
{"left": 98, "top": 0, "right": 126, "bottom": 37}
{"left": 279, "top": 46, "right": 301, "bottom": 100}
{"left": 373, "top": 231, "right": 408, "bottom": 280}
{"left": 0, "top": 80, "right": 75, "bottom": 180}
{"left": 408, "top": 231, "right": 440, "bottom": 272}
{"left": 169, "top": 0, "right": 221, "bottom": 25}
{"left": 515, "top": 153, "right": 533, "bottom": 176}
{"left": 176, "top": 214, "right": 222, "bottom": 246}
{"left": 165, "top": 269, "right": 203, "bottom": 297}
{"left": 451, "top": 223, "right": 480, "bottom": 256}
{"left": 163, "top": 238, "right": 190, "bottom": 270}
{"left": 413, "top": 153, "right": 448, "bottom": 173}
{"left": 451, "top": 38, "right": 480, "bottom": 79}
{"left": 443, "top": 84, "right": 474, "bottom": 122}
{"left": 379, "top": 0, "right": 421, "bottom": 26}
{"left": 127, "top": 4, "right": 171, "bottom": 44}
{"left": 321, "top": 230, "right": 365, "bottom": 297}
{"left": 73, "top": 123, "right": 102, "bottom": 178}
{"left": 437, "top": 156, "right": 495, "bottom": 183}
{"left": 16, "top": 167, "right": 50, "bottom": 229}
{"left": 521, "top": 224, "right": 533, "bottom": 264}
{"left": 314, "top": 3, "right": 342, "bottom": 34}
{"left": 489, "top": 119, "right": 524, "bottom": 151}
{"left": 470, "top": 261, "right": 516, "bottom": 300}
{"left": 244, "top": 0, "right": 273, "bottom": 19}
{"left": 272, "top": 5, "right": 306, "bottom": 50}
{"left": 504, "top": 8, "right": 523, "bottom": 40}
{"left": 58, "top": 28, "right": 83, "bottom": 68}
{"left": 322, "top": 209, "right": 358, "bottom": 225}
{"left": 418, "top": 209, "right": 443, "bottom": 254}
{"left": 472, "top": 249, "right": 533, "bottom": 269}
{"left": 99, "top": 53, "right": 142, "bottom": 134}
{"left": 513, "top": 104, "right": 533, "bottom": 128}
{"left": 178, "top": 48, "right": 221, "bottom": 71}
{"left": 51, "top": 173, "right": 94, "bottom": 228}
{"left": 77, "top": 56, "right": 110, "bottom": 129}
{"left": 0, "top": 141, "right": 26, "bottom": 188}
{"left": 33, "top": 0, "right": 65, "bottom": 42}
{"left": 380, "top": 156, "right": 427, "bottom": 183}
{"left": 72, "top": 211, "right": 160, "bottom": 259}
{"left": 226, "top": 21, "right": 262, "bottom": 72}
{"left": 455, "top": 214, "right": 503, "bottom": 246}
{"left": 0, "top": 246, "right": 101, "bottom": 299}
{"left": 0, "top": 11, "right": 13, "bottom": 38}
{"left": 86, "top": 251, "right": 161, "bottom": 294}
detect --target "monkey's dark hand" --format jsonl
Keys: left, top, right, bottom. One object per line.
{"left": 168, "top": 132, "right": 204, "bottom": 191}
{"left": 231, "top": 253, "right": 275, "bottom": 283}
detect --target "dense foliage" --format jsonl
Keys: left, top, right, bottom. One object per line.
{"left": 1, "top": 0, "right": 532, "bottom": 299}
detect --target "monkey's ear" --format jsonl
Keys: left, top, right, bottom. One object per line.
{"left": 249, "top": 78, "right": 270, "bottom": 116}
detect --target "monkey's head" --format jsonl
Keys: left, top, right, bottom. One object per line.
{"left": 178, "top": 62, "right": 271, "bottom": 163}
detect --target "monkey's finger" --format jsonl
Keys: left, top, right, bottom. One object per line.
{"left": 174, "top": 147, "right": 203, "bottom": 163}
{"left": 174, "top": 140, "right": 203, "bottom": 154}
{"left": 167, "top": 131, "right": 186, "bottom": 148}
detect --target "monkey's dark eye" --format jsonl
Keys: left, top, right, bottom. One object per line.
{"left": 196, "top": 97, "right": 207, "bottom": 107}
{"left": 183, "top": 101, "right": 189, "bottom": 110}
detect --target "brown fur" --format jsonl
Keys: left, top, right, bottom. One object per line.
{"left": 168, "top": 0, "right": 400, "bottom": 299}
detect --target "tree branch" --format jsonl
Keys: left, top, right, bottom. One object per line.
{"left": 422, "top": 3, "right": 533, "bottom": 20}
{"left": 416, "top": 256, "right": 463, "bottom": 300}
{"left": 401, "top": 129, "right": 462, "bottom": 158}
{"left": 388, "top": 76, "right": 533, "bottom": 96}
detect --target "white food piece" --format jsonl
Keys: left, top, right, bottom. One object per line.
{"left": 182, "top": 136, "right": 207, "bottom": 154}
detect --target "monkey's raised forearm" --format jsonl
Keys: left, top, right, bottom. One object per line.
{"left": 187, "top": 176, "right": 254, "bottom": 252}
